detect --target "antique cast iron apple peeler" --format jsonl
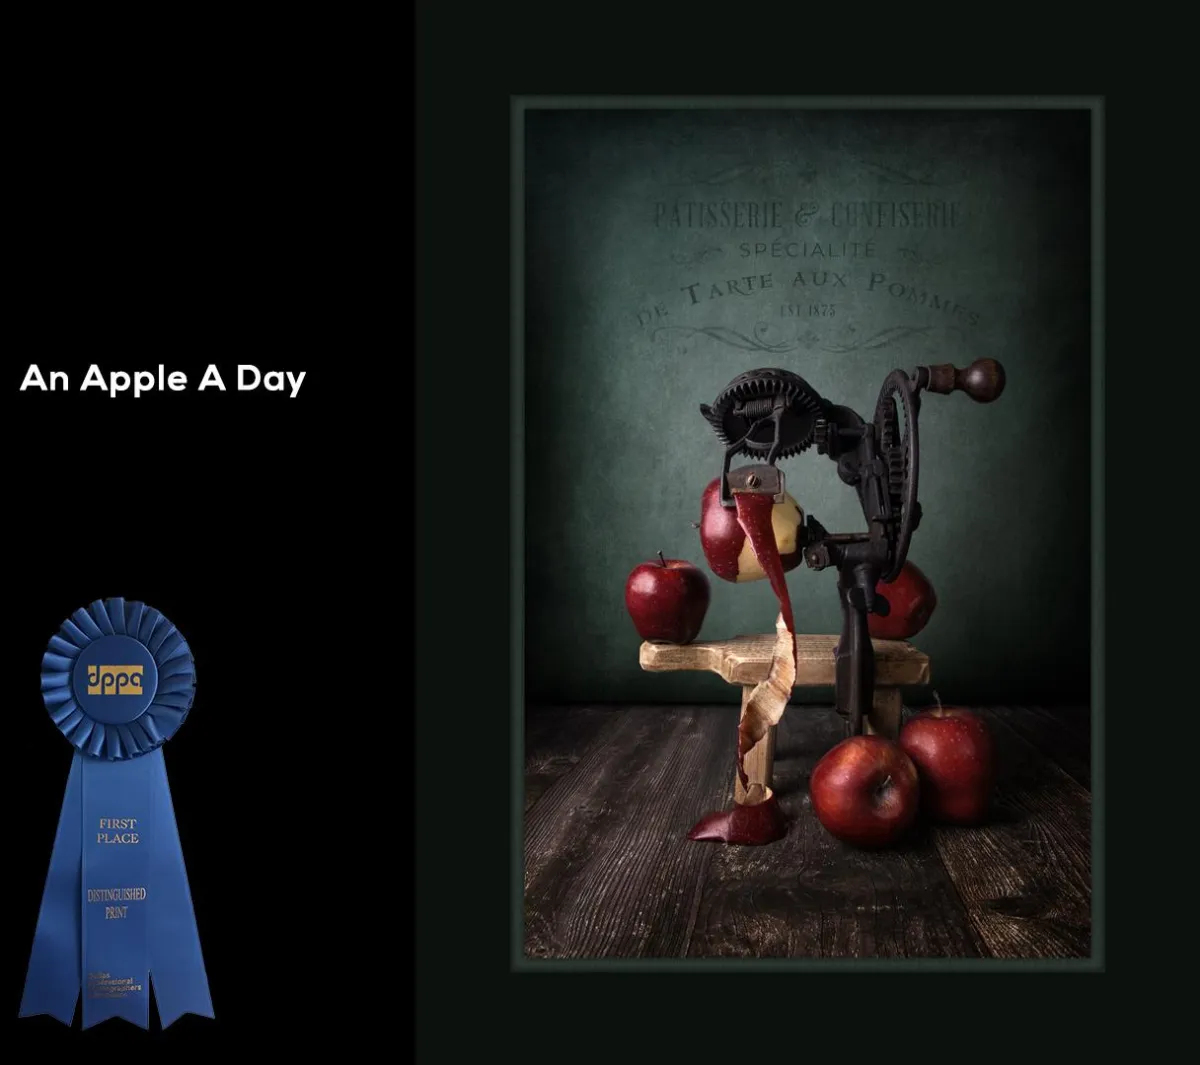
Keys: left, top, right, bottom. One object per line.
{"left": 700, "top": 358, "right": 1006, "bottom": 737}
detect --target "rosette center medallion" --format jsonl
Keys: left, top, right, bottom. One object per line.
{"left": 71, "top": 635, "right": 159, "bottom": 724}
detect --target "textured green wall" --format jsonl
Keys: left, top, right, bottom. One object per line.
{"left": 524, "top": 109, "right": 1091, "bottom": 706}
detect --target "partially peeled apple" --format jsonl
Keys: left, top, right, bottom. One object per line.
{"left": 699, "top": 476, "right": 805, "bottom": 583}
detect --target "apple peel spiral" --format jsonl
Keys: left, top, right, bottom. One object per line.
{"left": 731, "top": 490, "right": 799, "bottom": 794}
{"left": 689, "top": 490, "right": 798, "bottom": 846}
{"left": 737, "top": 611, "right": 796, "bottom": 798}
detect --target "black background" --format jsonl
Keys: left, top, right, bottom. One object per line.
{"left": 0, "top": 8, "right": 1181, "bottom": 1056}
{"left": 3, "top": 31, "right": 394, "bottom": 1042}
{"left": 3, "top": 357, "right": 389, "bottom": 1045}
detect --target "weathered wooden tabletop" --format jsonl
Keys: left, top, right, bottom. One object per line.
{"left": 524, "top": 704, "right": 1091, "bottom": 959}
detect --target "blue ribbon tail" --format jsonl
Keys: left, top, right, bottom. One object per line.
{"left": 81, "top": 755, "right": 151, "bottom": 1028}
{"left": 19, "top": 754, "right": 83, "bottom": 1025}
{"left": 19, "top": 749, "right": 213, "bottom": 1030}
{"left": 148, "top": 749, "right": 214, "bottom": 1027}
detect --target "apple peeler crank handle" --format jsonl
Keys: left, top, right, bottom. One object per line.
{"left": 912, "top": 358, "right": 1006, "bottom": 403}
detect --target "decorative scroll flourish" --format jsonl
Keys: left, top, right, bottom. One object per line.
{"left": 653, "top": 323, "right": 800, "bottom": 354}
{"left": 819, "top": 325, "right": 932, "bottom": 353}
{"left": 655, "top": 322, "right": 932, "bottom": 355}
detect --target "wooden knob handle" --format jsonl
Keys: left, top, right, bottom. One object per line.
{"left": 924, "top": 358, "right": 1006, "bottom": 403}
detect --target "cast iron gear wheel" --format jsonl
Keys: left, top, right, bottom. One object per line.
{"left": 700, "top": 368, "right": 825, "bottom": 461}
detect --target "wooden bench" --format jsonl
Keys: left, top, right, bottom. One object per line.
{"left": 639, "top": 634, "right": 930, "bottom": 802}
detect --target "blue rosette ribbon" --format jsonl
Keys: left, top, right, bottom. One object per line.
{"left": 19, "top": 598, "right": 214, "bottom": 1029}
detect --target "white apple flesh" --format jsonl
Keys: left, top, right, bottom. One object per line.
{"left": 699, "top": 476, "right": 805, "bottom": 583}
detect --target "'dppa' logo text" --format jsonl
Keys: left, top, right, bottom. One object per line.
{"left": 87, "top": 665, "right": 144, "bottom": 696}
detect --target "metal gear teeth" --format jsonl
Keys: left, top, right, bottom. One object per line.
{"left": 876, "top": 394, "right": 899, "bottom": 450}
{"left": 888, "top": 447, "right": 907, "bottom": 497}
{"left": 704, "top": 368, "right": 824, "bottom": 456}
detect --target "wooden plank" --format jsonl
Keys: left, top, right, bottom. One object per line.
{"left": 524, "top": 705, "right": 627, "bottom": 813}
{"left": 980, "top": 705, "right": 1091, "bottom": 790}
{"left": 1039, "top": 704, "right": 1091, "bottom": 735}
{"left": 688, "top": 706, "right": 983, "bottom": 958}
{"left": 640, "top": 634, "right": 929, "bottom": 687}
{"left": 524, "top": 706, "right": 735, "bottom": 958}
{"left": 932, "top": 711, "right": 1091, "bottom": 958}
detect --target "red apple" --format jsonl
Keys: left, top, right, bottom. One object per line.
{"left": 809, "top": 735, "right": 920, "bottom": 848}
{"left": 899, "top": 706, "right": 994, "bottom": 824}
{"left": 624, "top": 552, "right": 710, "bottom": 643}
{"left": 868, "top": 561, "right": 937, "bottom": 641}
{"left": 699, "top": 476, "right": 805, "bottom": 583}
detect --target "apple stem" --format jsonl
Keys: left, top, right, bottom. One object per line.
{"left": 933, "top": 689, "right": 942, "bottom": 710}
{"left": 658, "top": 551, "right": 667, "bottom": 567}
{"left": 881, "top": 775, "right": 892, "bottom": 790}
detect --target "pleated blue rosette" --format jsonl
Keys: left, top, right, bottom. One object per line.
{"left": 20, "top": 598, "right": 214, "bottom": 1030}
{"left": 40, "top": 598, "right": 196, "bottom": 760}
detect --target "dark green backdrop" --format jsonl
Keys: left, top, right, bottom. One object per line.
{"left": 524, "top": 108, "right": 1091, "bottom": 706}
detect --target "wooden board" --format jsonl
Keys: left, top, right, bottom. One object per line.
{"left": 523, "top": 706, "right": 735, "bottom": 958}
{"left": 686, "top": 706, "right": 981, "bottom": 958}
{"left": 930, "top": 707, "right": 1092, "bottom": 958}
{"left": 523, "top": 704, "right": 1091, "bottom": 959}
{"left": 981, "top": 704, "right": 1091, "bottom": 790}
{"left": 524, "top": 705, "right": 625, "bottom": 812}
{"left": 639, "top": 634, "right": 930, "bottom": 688}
